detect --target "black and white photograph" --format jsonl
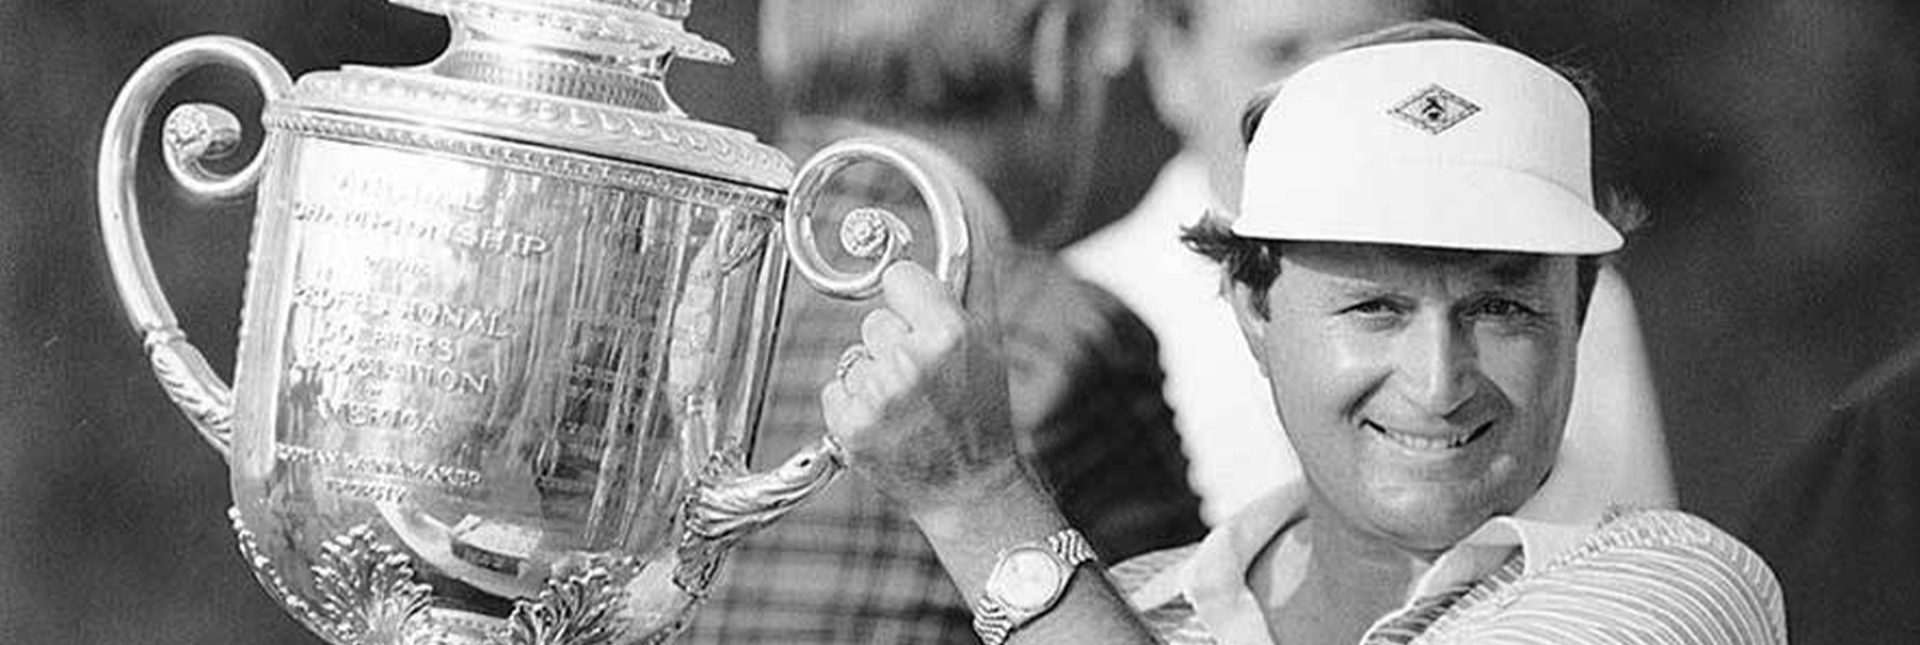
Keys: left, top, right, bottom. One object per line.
{"left": 3, "top": 1, "right": 1916, "bottom": 643}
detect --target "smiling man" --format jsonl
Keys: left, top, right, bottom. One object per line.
{"left": 1249, "top": 244, "right": 1581, "bottom": 549}
{"left": 1067, "top": 0, "right": 1429, "bottom": 525}
{"left": 1066, "top": 0, "right": 1675, "bottom": 526}
{"left": 823, "top": 20, "right": 1785, "bottom": 645}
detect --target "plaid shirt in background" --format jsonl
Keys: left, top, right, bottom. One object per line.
{"left": 680, "top": 165, "right": 1206, "bottom": 643}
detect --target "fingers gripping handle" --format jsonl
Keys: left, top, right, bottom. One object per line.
{"left": 682, "top": 137, "right": 973, "bottom": 545}
{"left": 97, "top": 36, "right": 292, "bottom": 459}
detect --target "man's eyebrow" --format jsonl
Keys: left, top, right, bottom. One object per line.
{"left": 1323, "top": 278, "right": 1401, "bottom": 300}
{"left": 1481, "top": 254, "right": 1553, "bottom": 286}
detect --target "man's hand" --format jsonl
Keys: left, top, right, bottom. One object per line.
{"left": 818, "top": 262, "right": 1161, "bottom": 645}
{"left": 820, "top": 261, "right": 1021, "bottom": 518}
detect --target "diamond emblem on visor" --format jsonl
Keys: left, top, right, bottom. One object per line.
{"left": 1390, "top": 84, "right": 1481, "bottom": 134}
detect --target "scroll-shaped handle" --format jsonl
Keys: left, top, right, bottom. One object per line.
{"left": 681, "top": 136, "right": 974, "bottom": 547}
{"left": 782, "top": 137, "right": 972, "bottom": 301}
{"left": 97, "top": 36, "right": 292, "bottom": 459}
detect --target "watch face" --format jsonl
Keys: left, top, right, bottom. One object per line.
{"left": 986, "top": 546, "right": 1068, "bottom": 613}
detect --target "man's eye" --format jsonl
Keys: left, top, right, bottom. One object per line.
{"left": 1468, "top": 298, "right": 1540, "bottom": 319}
{"left": 1342, "top": 299, "right": 1402, "bottom": 316}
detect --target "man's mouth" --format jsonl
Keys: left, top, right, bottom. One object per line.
{"left": 1363, "top": 420, "right": 1493, "bottom": 452}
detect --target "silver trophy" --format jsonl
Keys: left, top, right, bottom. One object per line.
{"left": 95, "top": 1, "right": 970, "bottom": 643}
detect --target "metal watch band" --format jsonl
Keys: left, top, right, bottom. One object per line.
{"left": 971, "top": 528, "right": 1098, "bottom": 645}
{"left": 1044, "top": 528, "right": 1099, "bottom": 568}
{"left": 972, "top": 602, "right": 1018, "bottom": 645}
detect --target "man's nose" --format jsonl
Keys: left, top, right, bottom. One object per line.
{"left": 1393, "top": 314, "right": 1478, "bottom": 416}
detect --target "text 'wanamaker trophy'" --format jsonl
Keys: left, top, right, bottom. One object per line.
{"left": 96, "top": 1, "right": 973, "bottom": 643}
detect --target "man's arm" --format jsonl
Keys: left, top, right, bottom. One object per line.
{"left": 821, "top": 263, "right": 1160, "bottom": 645}
{"left": 912, "top": 465, "right": 1160, "bottom": 645}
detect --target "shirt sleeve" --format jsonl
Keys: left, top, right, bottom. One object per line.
{"left": 1434, "top": 510, "right": 1789, "bottom": 645}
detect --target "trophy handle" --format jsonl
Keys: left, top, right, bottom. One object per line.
{"left": 97, "top": 36, "right": 292, "bottom": 459}
{"left": 781, "top": 137, "right": 972, "bottom": 301}
{"left": 682, "top": 136, "right": 974, "bottom": 546}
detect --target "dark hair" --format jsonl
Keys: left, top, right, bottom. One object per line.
{"left": 1182, "top": 216, "right": 1622, "bottom": 319}
{"left": 1187, "top": 19, "right": 1643, "bottom": 320}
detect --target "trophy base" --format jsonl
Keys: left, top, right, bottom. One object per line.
{"left": 231, "top": 508, "right": 712, "bottom": 645}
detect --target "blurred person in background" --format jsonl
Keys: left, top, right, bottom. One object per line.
{"left": 822, "top": 21, "right": 1784, "bottom": 645}
{"left": 679, "top": 0, "right": 1206, "bottom": 642}
{"left": 1742, "top": 335, "right": 1920, "bottom": 645}
{"left": 1066, "top": 0, "right": 1677, "bottom": 524}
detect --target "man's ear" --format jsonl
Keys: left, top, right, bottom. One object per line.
{"left": 1223, "top": 276, "right": 1272, "bottom": 378}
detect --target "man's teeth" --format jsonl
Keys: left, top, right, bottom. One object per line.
{"left": 1369, "top": 422, "right": 1481, "bottom": 451}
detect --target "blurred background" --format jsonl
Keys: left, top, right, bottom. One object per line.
{"left": 4, "top": 1, "right": 1919, "bottom": 643}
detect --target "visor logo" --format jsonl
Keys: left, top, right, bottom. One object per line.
{"left": 1391, "top": 84, "right": 1480, "bottom": 135}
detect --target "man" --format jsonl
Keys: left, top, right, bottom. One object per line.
{"left": 828, "top": 22, "right": 1783, "bottom": 644}
{"left": 1068, "top": 0, "right": 1427, "bottom": 524}
{"left": 1066, "top": 0, "right": 1675, "bottom": 522}
{"left": 680, "top": 1, "right": 1204, "bottom": 642}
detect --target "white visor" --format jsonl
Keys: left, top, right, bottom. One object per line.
{"left": 1234, "top": 39, "right": 1624, "bottom": 255}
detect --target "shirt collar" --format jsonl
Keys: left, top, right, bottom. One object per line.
{"left": 1413, "top": 513, "right": 1589, "bottom": 597}
{"left": 1123, "top": 485, "right": 1308, "bottom": 645}
{"left": 1130, "top": 480, "right": 1600, "bottom": 645}
{"left": 1423, "top": 425, "right": 1641, "bottom": 596}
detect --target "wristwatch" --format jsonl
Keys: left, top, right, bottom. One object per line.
{"left": 971, "top": 528, "right": 1098, "bottom": 645}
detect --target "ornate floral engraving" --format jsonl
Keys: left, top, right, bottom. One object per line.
{"left": 162, "top": 104, "right": 229, "bottom": 159}
{"left": 496, "top": 558, "right": 643, "bottom": 645}
{"left": 230, "top": 510, "right": 444, "bottom": 645}
{"left": 838, "top": 207, "right": 913, "bottom": 260}
{"left": 310, "top": 525, "right": 438, "bottom": 644}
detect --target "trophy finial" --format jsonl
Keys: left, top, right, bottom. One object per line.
{"left": 382, "top": 0, "right": 738, "bottom": 114}
{"left": 391, "top": 0, "right": 734, "bottom": 65}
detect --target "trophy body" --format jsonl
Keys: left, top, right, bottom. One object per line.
{"left": 231, "top": 117, "right": 789, "bottom": 644}
{"left": 97, "top": 2, "right": 971, "bottom": 643}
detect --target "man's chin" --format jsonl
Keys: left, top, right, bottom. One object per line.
{"left": 1360, "top": 494, "right": 1504, "bottom": 555}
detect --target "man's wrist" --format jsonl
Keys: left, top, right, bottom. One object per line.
{"left": 906, "top": 465, "right": 1074, "bottom": 599}
{"left": 907, "top": 462, "right": 1057, "bottom": 543}
{"left": 972, "top": 528, "right": 1099, "bottom": 645}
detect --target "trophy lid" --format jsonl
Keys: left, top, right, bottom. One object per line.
{"left": 277, "top": 0, "right": 794, "bottom": 190}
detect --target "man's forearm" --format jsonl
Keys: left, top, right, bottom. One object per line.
{"left": 910, "top": 468, "right": 1161, "bottom": 645}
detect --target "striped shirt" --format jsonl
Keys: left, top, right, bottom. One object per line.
{"left": 1110, "top": 485, "right": 1787, "bottom": 645}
